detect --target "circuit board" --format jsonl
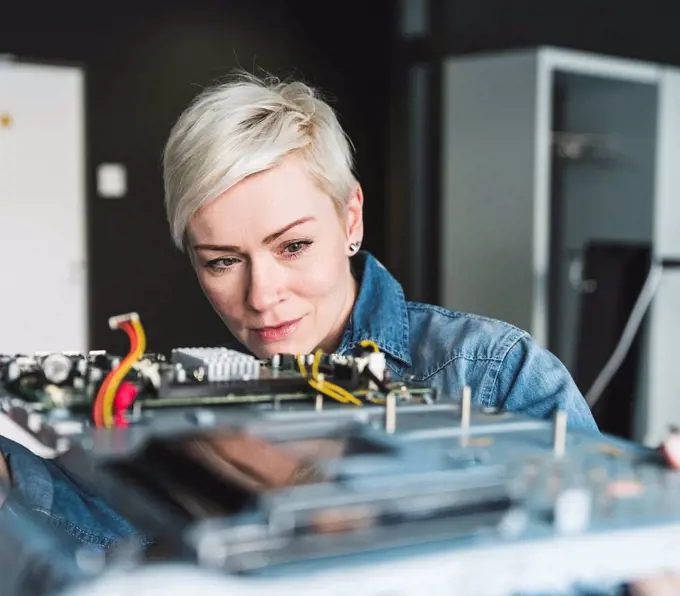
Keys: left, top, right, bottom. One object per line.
{"left": 1, "top": 320, "right": 680, "bottom": 595}
{"left": 0, "top": 335, "right": 434, "bottom": 456}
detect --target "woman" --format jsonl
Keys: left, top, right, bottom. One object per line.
{"left": 163, "top": 72, "right": 597, "bottom": 431}
{"left": 0, "top": 72, "right": 600, "bottom": 550}
{"left": 0, "top": 71, "right": 674, "bottom": 595}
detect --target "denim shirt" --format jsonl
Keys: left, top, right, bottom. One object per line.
{"left": 0, "top": 251, "right": 597, "bottom": 552}
{"left": 335, "top": 252, "right": 598, "bottom": 431}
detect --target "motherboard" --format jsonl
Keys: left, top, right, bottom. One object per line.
{"left": 0, "top": 313, "right": 679, "bottom": 596}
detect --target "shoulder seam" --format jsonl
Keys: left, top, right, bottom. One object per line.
{"left": 33, "top": 507, "right": 119, "bottom": 547}
{"left": 485, "top": 330, "right": 529, "bottom": 405}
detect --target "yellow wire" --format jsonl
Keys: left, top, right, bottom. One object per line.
{"left": 102, "top": 318, "right": 147, "bottom": 429}
{"left": 311, "top": 350, "right": 362, "bottom": 406}
{"left": 299, "top": 351, "right": 363, "bottom": 407}
{"left": 311, "top": 349, "right": 323, "bottom": 380}
{"left": 311, "top": 377, "right": 363, "bottom": 406}
{"left": 359, "top": 339, "right": 380, "bottom": 353}
{"left": 132, "top": 319, "right": 147, "bottom": 358}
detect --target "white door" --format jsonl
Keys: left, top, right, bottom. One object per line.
{"left": 0, "top": 61, "right": 87, "bottom": 354}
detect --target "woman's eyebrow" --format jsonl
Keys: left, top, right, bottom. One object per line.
{"left": 193, "top": 216, "right": 316, "bottom": 252}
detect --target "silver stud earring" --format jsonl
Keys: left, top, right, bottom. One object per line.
{"left": 349, "top": 241, "right": 361, "bottom": 253}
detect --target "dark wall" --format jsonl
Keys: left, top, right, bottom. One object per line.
{"left": 2, "top": 2, "right": 394, "bottom": 355}
{"left": 442, "top": 0, "right": 680, "bottom": 65}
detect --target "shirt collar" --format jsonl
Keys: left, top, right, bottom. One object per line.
{"left": 337, "top": 251, "right": 412, "bottom": 366}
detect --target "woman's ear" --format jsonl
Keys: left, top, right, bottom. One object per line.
{"left": 345, "top": 183, "right": 364, "bottom": 253}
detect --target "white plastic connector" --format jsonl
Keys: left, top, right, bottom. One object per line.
{"left": 355, "top": 352, "right": 387, "bottom": 382}
{"left": 108, "top": 312, "right": 140, "bottom": 330}
{"left": 134, "top": 359, "right": 162, "bottom": 389}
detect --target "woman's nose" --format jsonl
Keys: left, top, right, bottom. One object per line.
{"left": 245, "top": 260, "right": 286, "bottom": 313}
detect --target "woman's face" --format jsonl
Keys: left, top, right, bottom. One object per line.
{"left": 187, "top": 154, "right": 363, "bottom": 358}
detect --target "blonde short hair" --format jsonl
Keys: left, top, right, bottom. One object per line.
{"left": 163, "top": 72, "right": 357, "bottom": 250}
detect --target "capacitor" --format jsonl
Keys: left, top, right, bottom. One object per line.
{"left": 175, "top": 363, "right": 187, "bottom": 384}
{"left": 3, "top": 360, "right": 19, "bottom": 383}
{"left": 42, "top": 353, "right": 73, "bottom": 385}
{"left": 89, "top": 368, "right": 103, "bottom": 382}
{"left": 74, "top": 356, "right": 88, "bottom": 377}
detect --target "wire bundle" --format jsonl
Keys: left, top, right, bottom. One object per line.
{"left": 297, "top": 351, "right": 363, "bottom": 406}
{"left": 93, "top": 313, "right": 147, "bottom": 429}
{"left": 297, "top": 340, "right": 382, "bottom": 407}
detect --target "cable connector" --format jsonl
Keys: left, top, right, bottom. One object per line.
{"left": 108, "top": 312, "right": 140, "bottom": 330}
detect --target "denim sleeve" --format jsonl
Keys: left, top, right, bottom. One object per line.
{"left": 495, "top": 334, "right": 599, "bottom": 432}
{"left": 0, "top": 436, "right": 138, "bottom": 549}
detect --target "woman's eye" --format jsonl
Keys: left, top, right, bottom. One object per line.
{"left": 285, "top": 242, "right": 305, "bottom": 253}
{"left": 205, "top": 257, "right": 238, "bottom": 272}
{"left": 283, "top": 240, "right": 312, "bottom": 256}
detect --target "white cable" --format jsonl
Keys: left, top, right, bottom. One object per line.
{"left": 585, "top": 261, "right": 663, "bottom": 408}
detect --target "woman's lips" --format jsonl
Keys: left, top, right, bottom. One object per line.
{"left": 252, "top": 318, "right": 303, "bottom": 342}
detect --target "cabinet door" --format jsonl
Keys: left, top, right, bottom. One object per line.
{"left": 441, "top": 50, "right": 546, "bottom": 342}
{"left": 644, "top": 68, "right": 680, "bottom": 445}
{"left": 0, "top": 62, "right": 87, "bottom": 354}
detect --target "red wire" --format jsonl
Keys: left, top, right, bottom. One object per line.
{"left": 113, "top": 381, "right": 138, "bottom": 429}
{"left": 92, "top": 322, "right": 138, "bottom": 428}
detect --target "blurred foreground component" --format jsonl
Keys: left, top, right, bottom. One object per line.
{"left": 1, "top": 329, "right": 680, "bottom": 595}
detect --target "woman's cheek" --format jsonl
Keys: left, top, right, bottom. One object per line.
{"left": 292, "top": 254, "right": 347, "bottom": 299}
